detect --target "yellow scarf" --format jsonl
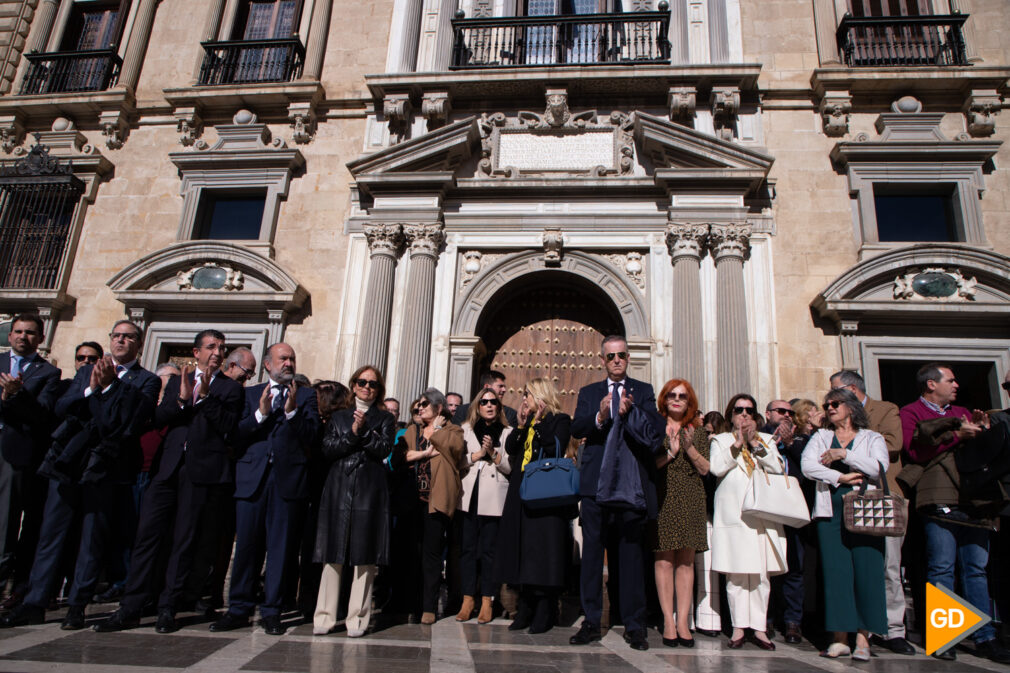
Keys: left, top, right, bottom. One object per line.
{"left": 521, "top": 419, "right": 538, "bottom": 472}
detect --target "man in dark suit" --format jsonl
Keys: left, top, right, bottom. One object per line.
{"left": 94, "top": 329, "right": 243, "bottom": 634}
{"left": 210, "top": 342, "right": 319, "bottom": 635}
{"left": 0, "top": 320, "right": 160, "bottom": 628}
{"left": 570, "top": 335, "right": 662, "bottom": 651}
{"left": 0, "top": 314, "right": 62, "bottom": 600}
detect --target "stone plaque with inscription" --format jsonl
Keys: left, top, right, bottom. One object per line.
{"left": 496, "top": 128, "right": 615, "bottom": 172}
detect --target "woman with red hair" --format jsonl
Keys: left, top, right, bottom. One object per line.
{"left": 651, "top": 379, "right": 710, "bottom": 647}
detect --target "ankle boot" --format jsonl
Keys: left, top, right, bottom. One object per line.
{"left": 477, "top": 596, "right": 493, "bottom": 624}
{"left": 508, "top": 594, "right": 533, "bottom": 631}
{"left": 455, "top": 596, "right": 475, "bottom": 622}
{"left": 528, "top": 595, "right": 554, "bottom": 634}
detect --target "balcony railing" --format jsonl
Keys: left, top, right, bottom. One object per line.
{"left": 197, "top": 38, "right": 305, "bottom": 86}
{"left": 450, "top": 10, "right": 671, "bottom": 69}
{"left": 836, "top": 14, "right": 969, "bottom": 67}
{"left": 19, "top": 49, "right": 121, "bottom": 95}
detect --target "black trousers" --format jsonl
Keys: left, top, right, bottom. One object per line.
{"left": 460, "top": 510, "right": 500, "bottom": 598}
{"left": 421, "top": 508, "right": 450, "bottom": 613}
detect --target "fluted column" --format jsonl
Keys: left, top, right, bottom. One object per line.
{"left": 201, "top": 0, "right": 228, "bottom": 42}
{"left": 395, "top": 223, "right": 445, "bottom": 402}
{"left": 666, "top": 223, "right": 708, "bottom": 391}
{"left": 812, "top": 0, "right": 841, "bottom": 66}
{"left": 707, "top": 0, "right": 728, "bottom": 63}
{"left": 302, "top": 0, "right": 333, "bottom": 80}
{"left": 667, "top": 0, "right": 689, "bottom": 64}
{"left": 710, "top": 224, "right": 751, "bottom": 406}
{"left": 28, "top": 0, "right": 61, "bottom": 53}
{"left": 388, "top": 0, "right": 423, "bottom": 72}
{"left": 355, "top": 223, "right": 405, "bottom": 373}
{"left": 118, "top": 0, "right": 160, "bottom": 90}
{"left": 45, "top": 0, "right": 74, "bottom": 52}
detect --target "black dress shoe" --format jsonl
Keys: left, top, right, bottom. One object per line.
{"left": 696, "top": 628, "right": 721, "bottom": 638}
{"left": 93, "top": 609, "right": 140, "bottom": 633}
{"left": 93, "top": 585, "right": 124, "bottom": 604}
{"left": 61, "top": 605, "right": 86, "bottom": 630}
{"left": 261, "top": 615, "right": 285, "bottom": 636}
{"left": 884, "top": 637, "right": 915, "bottom": 655}
{"left": 624, "top": 629, "right": 649, "bottom": 651}
{"left": 509, "top": 606, "right": 532, "bottom": 631}
{"left": 209, "top": 612, "right": 250, "bottom": 632}
{"left": 155, "top": 609, "right": 177, "bottom": 634}
{"left": 976, "top": 639, "right": 1010, "bottom": 664}
{"left": 570, "top": 622, "right": 602, "bottom": 645}
{"left": 0, "top": 603, "right": 44, "bottom": 628}
{"left": 662, "top": 636, "right": 678, "bottom": 648}
{"left": 784, "top": 622, "right": 801, "bottom": 644}
{"left": 678, "top": 636, "right": 695, "bottom": 648}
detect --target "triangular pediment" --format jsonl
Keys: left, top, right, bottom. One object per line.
{"left": 347, "top": 117, "right": 481, "bottom": 176}
{"left": 633, "top": 112, "right": 774, "bottom": 172}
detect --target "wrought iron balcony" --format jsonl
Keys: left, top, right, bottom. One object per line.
{"left": 836, "top": 13, "right": 969, "bottom": 67}
{"left": 19, "top": 49, "right": 121, "bottom": 95}
{"left": 450, "top": 9, "right": 671, "bottom": 69}
{"left": 197, "top": 38, "right": 305, "bottom": 86}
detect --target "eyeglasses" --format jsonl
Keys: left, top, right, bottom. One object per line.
{"left": 666, "top": 392, "right": 689, "bottom": 401}
{"left": 232, "top": 363, "right": 255, "bottom": 379}
{"left": 479, "top": 398, "right": 500, "bottom": 407}
{"left": 354, "top": 378, "right": 380, "bottom": 390}
{"left": 733, "top": 406, "right": 757, "bottom": 417}
{"left": 770, "top": 408, "right": 795, "bottom": 416}
{"left": 822, "top": 400, "right": 843, "bottom": 411}
{"left": 417, "top": 399, "right": 431, "bottom": 409}
{"left": 75, "top": 354, "right": 100, "bottom": 364}
{"left": 109, "top": 331, "right": 140, "bottom": 342}
{"left": 605, "top": 351, "right": 629, "bottom": 362}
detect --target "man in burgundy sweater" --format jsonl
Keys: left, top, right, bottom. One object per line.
{"left": 900, "top": 363, "right": 1008, "bottom": 663}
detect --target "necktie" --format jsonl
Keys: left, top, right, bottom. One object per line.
{"left": 193, "top": 373, "right": 202, "bottom": 403}
{"left": 116, "top": 365, "right": 127, "bottom": 378}
{"left": 272, "top": 385, "right": 286, "bottom": 411}
{"left": 610, "top": 382, "right": 622, "bottom": 421}
{"left": 9, "top": 355, "right": 21, "bottom": 376}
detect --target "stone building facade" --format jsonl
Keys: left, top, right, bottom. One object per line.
{"left": 0, "top": 0, "right": 1007, "bottom": 417}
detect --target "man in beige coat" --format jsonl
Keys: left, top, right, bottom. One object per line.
{"left": 829, "top": 370, "right": 911, "bottom": 655}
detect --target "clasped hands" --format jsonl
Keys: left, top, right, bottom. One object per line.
{"left": 257, "top": 380, "right": 299, "bottom": 417}
{"left": 598, "top": 389, "right": 632, "bottom": 424}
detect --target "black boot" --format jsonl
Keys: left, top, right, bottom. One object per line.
{"left": 509, "top": 593, "right": 533, "bottom": 631}
{"left": 528, "top": 594, "right": 555, "bottom": 634}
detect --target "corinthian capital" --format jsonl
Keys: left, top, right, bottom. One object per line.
{"left": 709, "top": 223, "right": 752, "bottom": 261}
{"left": 404, "top": 222, "right": 445, "bottom": 259}
{"left": 363, "top": 222, "right": 405, "bottom": 257}
{"left": 665, "top": 223, "right": 709, "bottom": 260}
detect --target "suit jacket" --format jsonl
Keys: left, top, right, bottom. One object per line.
{"left": 150, "top": 371, "right": 243, "bottom": 485}
{"left": 50, "top": 361, "right": 161, "bottom": 484}
{"left": 234, "top": 382, "right": 320, "bottom": 501}
{"left": 0, "top": 352, "right": 61, "bottom": 469}
{"left": 864, "top": 397, "right": 903, "bottom": 494}
{"left": 571, "top": 377, "right": 664, "bottom": 515}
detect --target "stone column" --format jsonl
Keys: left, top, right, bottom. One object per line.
{"left": 812, "top": 0, "right": 841, "bottom": 66}
{"left": 707, "top": 0, "right": 728, "bottom": 63}
{"left": 28, "top": 0, "right": 61, "bottom": 53}
{"left": 118, "top": 0, "right": 160, "bottom": 91}
{"left": 949, "top": 0, "right": 981, "bottom": 62}
{"left": 710, "top": 224, "right": 751, "bottom": 405}
{"left": 45, "top": 0, "right": 74, "bottom": 52}
{"left": 667, "top": 0, "right": 689, "bottom": 64}
{"left": 395, "top": 223, "right": 445, "bottom": 402}
{"left": 302, "top": 0, "right": 333, "bottom": 80}
{"left": 201, "top": 0, "right": 228, "bottom": 42}
{"left": 388, "top": 0, "right": 423, "bottom": 72}
{"left": 666, "top": 223, "right": 708, "bottom": 391}
{"left": 355, "top": 223, "right": 404, "bottom": 373}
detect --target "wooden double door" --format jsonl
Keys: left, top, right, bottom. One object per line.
{"left": 480, "top": 284, "right": 622, "bottom": 417}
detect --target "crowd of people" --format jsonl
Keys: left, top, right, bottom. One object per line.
{"left": 0, "top": 312, "right": 1008, "bottom": 663}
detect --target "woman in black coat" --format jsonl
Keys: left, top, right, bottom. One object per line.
{"left": 493, "top": 377, "right": 573, "bottom": 634}
{"left": 312, "top": 366, "right": 395, "bottom": 637}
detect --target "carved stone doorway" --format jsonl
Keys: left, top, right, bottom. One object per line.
{"left": 475, "top": 273, "right": 624, "bottom": 417}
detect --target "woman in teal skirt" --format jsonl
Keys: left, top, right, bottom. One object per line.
{"left": 801, "top": 388, "right": 889, "bottom": 661}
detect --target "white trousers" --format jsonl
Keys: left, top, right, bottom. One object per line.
{"left": 883, "top": 534, "right": 907, "bottom": 638}
{"left": 694, "top": 519, "right": 721, "bottom": 631}
{"left": 314, "top": 563, "right": 376, "bottom": 634}
{"left": 725, "top": 571, "right": 770, "bottom": 631}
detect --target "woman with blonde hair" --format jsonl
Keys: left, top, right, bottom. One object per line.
{"left": 493, "top": 377, "right": 573, "bottom": 634}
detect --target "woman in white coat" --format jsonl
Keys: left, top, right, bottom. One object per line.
{"left": 455, "top": 389, "right": 512, "bottom": 624}
{"left": 801, "top": 388, "right": 888, "bottom": 661}
{"left": 709, "top": 393, "right": 787, "bottom": 650}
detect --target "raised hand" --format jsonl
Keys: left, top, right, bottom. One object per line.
{"left": 480, "top": 435, "right": 493, "bottom": 455}
{"left": 598, "top": 392, "right": 612, "bottom": 423}
{"left": 258, "top": 384, "right": 272, "bottom": 417}
{"left": 284, "top": 381, "right": 298, "bottom": 414}
{"left": 0, "top": 373, "right": 22, "bottom": 400}
{"left": 351, "top": 408, "right": 366, "bottom": 435}
{"left": 196, "top": 367, "right": 210, "bottom": 400}
{"left": 178, "top": 365, "right": 193, "bottom": 402}
{"left": 94, "top": 356, "right": 116, "bottom": 389}
{"left": 618, "top": 390, "right": 633, "bottom": 417}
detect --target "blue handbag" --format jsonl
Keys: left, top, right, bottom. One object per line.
{"left": 520, "top": 438, "right": 580, "bottom": 509}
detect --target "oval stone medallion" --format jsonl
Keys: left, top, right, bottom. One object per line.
{"left": 911, "top": 271, "right": 957, "bottom": 298}
{"left": 191, "top": 266, "right": 228, "bottom": 290}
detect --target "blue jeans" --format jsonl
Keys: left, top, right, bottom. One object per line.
{"left": 923, "top": 517, "right": 996, "bottom": 643}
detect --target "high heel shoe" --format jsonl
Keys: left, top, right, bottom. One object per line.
{"left": 662, "top": 636, "right": 679, "bottom": 648}
{"left": 678, "top": 636, "right": 695, "bottom": 648}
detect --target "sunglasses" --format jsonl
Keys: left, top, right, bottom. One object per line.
{"left": 666, "top": 392, "right": 689, "bottom": 401}
{"left": 770, "top": 408, "right": 795, "bottom": 416}
{"left": 733, "top": 406, "right": 757, "bottom": 417}
{"left": 479, "top": 398, "right": 500, "bottom": 407}
{"left": 354, "top": 378, "right": 380, "bottom": 390}
{"left": 605, "top": 351, "right": 629, "bottom": 362}
{"left": 822, "top": 400, "right": 843, "bottom": 411}
{"left": 75, "top": 354, "right": 100, "bottom": 363}
{"left": 1002, "top": 381, "right": 1010, "bottom": 392}
{"left": 410, "top": 408, "right": 420, "bottom": 415}
{"left": 417, "top": 399, "right": 431, "bottom": 409}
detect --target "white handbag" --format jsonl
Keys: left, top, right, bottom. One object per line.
{"left": 741, "top": 452, "right": 811, "bottom": 529}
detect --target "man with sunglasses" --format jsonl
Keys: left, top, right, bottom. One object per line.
{"left": 828, "top": 369, "right": 910, "bottom": 655}
{"left": 2, "top": 320, "right": 161, "bottom": 629}
{"left": 0, "top": 314, "right": 62, "bottom": 608}
{"left": 571, "top": 335, "right": 663, "bottom": 651}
